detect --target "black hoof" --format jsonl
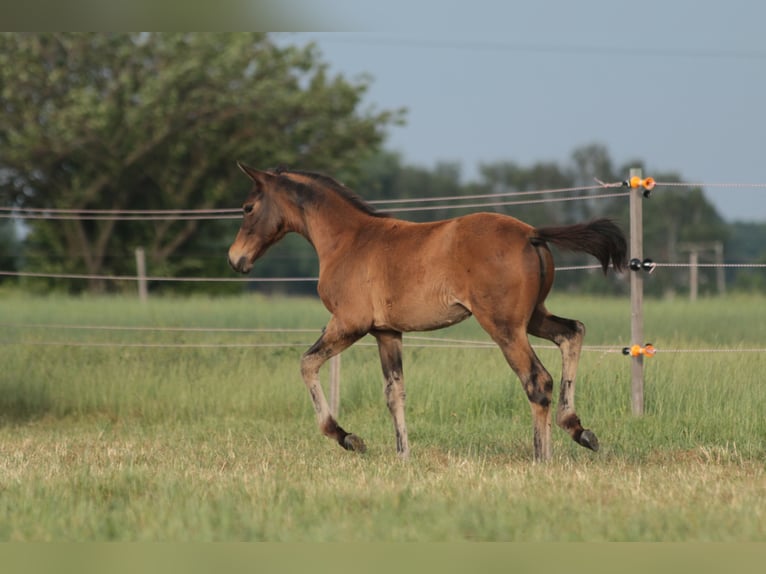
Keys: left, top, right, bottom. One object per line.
{"left": 342, "top": 433, "right": 367, "bottom": 453}
{"left": 578, "top": 429, "right": 600, "bottom": 452}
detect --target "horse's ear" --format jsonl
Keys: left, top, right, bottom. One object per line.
{"left": 237, "top": 161, "right": 270, "bottom": 183}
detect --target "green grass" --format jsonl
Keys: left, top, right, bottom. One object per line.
{"left": 1, "top": 292, "right": 765, "bottom": 541}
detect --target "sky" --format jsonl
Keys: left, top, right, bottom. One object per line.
{"left": 283, "top": 0, "right": 766, "bottom": 222}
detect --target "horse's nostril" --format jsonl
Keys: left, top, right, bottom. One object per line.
{"left": 228, "top": 254, "right": 248, "bottom": 273}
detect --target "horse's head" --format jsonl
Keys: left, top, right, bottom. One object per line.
{"left": 227, "top": 162, "right": 291, "bottom": 274}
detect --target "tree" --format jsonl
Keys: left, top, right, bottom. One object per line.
{"left": 0, "top": 33, "right": 403, "bottom": 292}
{"left": 717, "top": 222, "right": 766, "bottom": 292}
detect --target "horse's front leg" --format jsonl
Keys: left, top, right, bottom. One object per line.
{"left": 373, "top": 330, "right": 409, "bottom": 458}
{"left": 301, "top": 318, "right": 366, "bottom": 452}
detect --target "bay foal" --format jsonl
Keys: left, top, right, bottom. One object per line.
{"left": 228, "top": 164, "right": 627, "bottom": 461}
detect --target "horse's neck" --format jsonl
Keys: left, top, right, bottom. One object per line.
{"left": 297, "top": 191, "right": 371, "bottom": 259}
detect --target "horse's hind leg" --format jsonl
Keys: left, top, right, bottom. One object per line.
{"left": 528, "top": 307, "right": 599, "bottom": 452}
{"left": 373, "top": 330, "right": 409, "bottom": 458}
{"left": 301, "top": 318, "right": 366, "bottom": 453}
{"left": 474, "top": 316, "right": 554, "bottom": 461}
{"left": 499, "top": 334, "right": 554, "bottom": 462}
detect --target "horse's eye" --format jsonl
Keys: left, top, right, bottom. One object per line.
{"left": 243, "top": 204, "right": 254, "bottom": 214}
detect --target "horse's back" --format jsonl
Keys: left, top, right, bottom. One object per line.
{"left": 375, "top": 211, "right": 535, "bottom": 249}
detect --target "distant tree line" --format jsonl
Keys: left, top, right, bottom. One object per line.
{"left": 1, "top": 33, "right": 764, "bottom": 297}
{"left": 352, "top": 147, "right": 765, "bottom": 298}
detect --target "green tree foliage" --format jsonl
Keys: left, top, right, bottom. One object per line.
{"left": 0, "top": 33, "right": 402, "bottom": 293}
{"left": 355, "top": 151, "right": 464, "bottom": 222}
{"left": 726, "top": 222, "right": 766, "bottom": 292}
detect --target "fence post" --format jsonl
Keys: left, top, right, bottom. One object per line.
{"left": 688, "top": 249, "right": 699, "bottom": 302}
{"left": 629, "top": 167, "right": 644, "bottom": 416}
{"left": 329, "top": 354, "right": 340, "bottom": 417}
{"left": 135, "top": 247, "right": 148, "bottom": 303}
{"left": 714, "top": 241, "right": 725, "bottom": 295}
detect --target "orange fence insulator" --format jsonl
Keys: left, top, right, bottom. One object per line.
{"left": 629, "top": 176, "right": 656, "bottom": 191}
{"left": 622, "top": 343, "right": 656, "bottom": 358}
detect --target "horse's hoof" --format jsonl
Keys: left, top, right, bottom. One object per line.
{"left": 343, "top": 433, "right": 367, "bottom": 453}
{"left": 578, "top": 429, "right": 600, "bottom": 452}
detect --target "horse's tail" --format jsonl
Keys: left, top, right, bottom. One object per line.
{"left": 532, "top": 218, "right": 628, "bottom": 274}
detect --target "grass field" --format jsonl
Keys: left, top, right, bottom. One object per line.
{"left": 1, "top": 291, "right": 765, "bottom": 541}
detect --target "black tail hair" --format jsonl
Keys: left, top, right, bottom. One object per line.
{"left": 533, "top": 218, "right": 628, "bottom": 274}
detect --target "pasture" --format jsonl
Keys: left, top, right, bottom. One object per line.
{"left": 0, "top": 291, "right": 765, "bottom": 541}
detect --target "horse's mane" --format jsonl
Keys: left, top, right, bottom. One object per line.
{"left": 273, "top": 167, "right": 389, "bottom": 219}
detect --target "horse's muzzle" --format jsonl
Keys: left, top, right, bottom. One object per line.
{"left": 228, "top": 253, "right": 252, "bottom": 274}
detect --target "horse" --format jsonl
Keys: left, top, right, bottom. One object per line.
{"left": 228, "top": 163, "right": 627, "bottom": 462}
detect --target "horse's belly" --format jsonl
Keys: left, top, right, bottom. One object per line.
{"left": 375, "top": 299, "right": 472, "bottom": 332}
